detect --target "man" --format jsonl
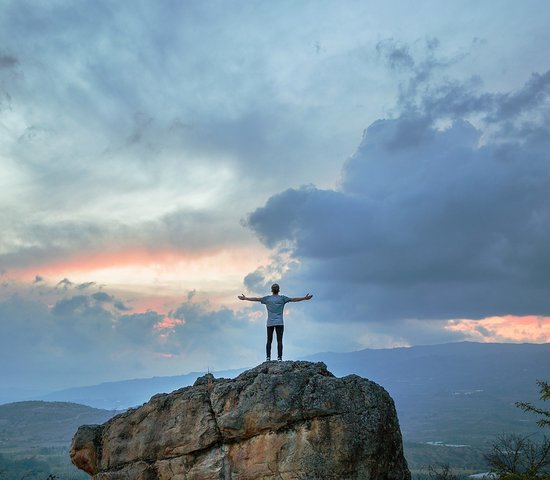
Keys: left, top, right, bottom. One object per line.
{"left": 238, "top": 284, "right": 313, "bottom": 362}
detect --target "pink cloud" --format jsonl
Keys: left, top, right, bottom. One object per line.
{"left": 12, "top": 248, "right": 202, "bottom": 279}
{"left": 446, "top": 315, "right": 550, "bottom": 343}
{"left": 154, "top": 317, "right": 185, "bottom": 331}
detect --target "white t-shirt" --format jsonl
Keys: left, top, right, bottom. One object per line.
{"left": 261, "top": 294, "right": 291, "bottom": 326}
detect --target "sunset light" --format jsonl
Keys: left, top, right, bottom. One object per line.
{"left": 446, "top": 315, "right": 550, "bottom": 344}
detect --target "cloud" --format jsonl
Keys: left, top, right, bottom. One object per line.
{"left": 447, "top": 316, "right": 550, "bottom": 344}
{"left": 0, "top": 279, "right": 330, "bottom": 401}
{"left": 0, "top": 2, "right": 417, "bottom": 269}
{"left": 492, "top": 70, "right": 550, "bottom": 120}
{"left": 243, "top": 251, "right": 297, "bottom": 293}
{"left": 56, "top": 278, "right": 73, "bottom": 290}
{"left": 245, "top": 63, "right": 550, "bottom": 331}
{"left": 114, "top": 300, "right": 132, "bottom": 311}
{"left": 0, "top": 2, "right": 304, "bottom": 279}
{"left": 0, "top": 208, "right": 251, "bottom": 274}
{"left": 51, "top": 295, "right": 91, "bottom": 316}
{"left": 375, "top": 38, "right": 550, "bottom": 144}
{"left": 0, "top": 286, "right": 263, "bottom": 396}
{"left": 91, "top": 291, "right": 113, "bottom": 303}
{"left": 376, "top": 40, "right": 415, "bottom": 71}
{"left": 1, "top": 280, "right": 351, "bottom": 398}
{"left": 115, "top": 311, "right": 164, "bottom": 346}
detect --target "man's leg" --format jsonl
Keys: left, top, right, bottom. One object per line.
{"left": 266, "top": 326, "right": 275, "bottom": 360}
{"left": 275, "top": 325, "right": 284, "bottom": 360}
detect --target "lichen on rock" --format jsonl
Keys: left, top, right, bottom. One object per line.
{"left": 70, "top": 361, "right": 410, "bottom": 479}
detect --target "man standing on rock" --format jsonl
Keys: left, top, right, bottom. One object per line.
{"left": 238, "top": 284, "right": 313, "bottom": 362}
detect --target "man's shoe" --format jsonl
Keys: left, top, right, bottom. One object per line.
{"left": 277, "top": 357, "right": 282, "bottom": 362}
{"left": 266, "top": 357, "right": 271, "bottom": 362}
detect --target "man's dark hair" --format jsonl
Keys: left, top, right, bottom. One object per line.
{"left": 271, "top": 283, "right": 280, "bottom": 294}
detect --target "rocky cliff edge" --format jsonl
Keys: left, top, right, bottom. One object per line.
{"left": 70, "top": 361, "right": 410, "bottom": 479}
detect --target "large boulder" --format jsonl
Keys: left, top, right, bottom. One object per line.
{"left": 70, "top": 361, "right": 410, "bottom": 479}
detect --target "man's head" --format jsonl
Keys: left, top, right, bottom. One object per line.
{"left": 271, "top": 283, "right": 280, "bottom": 295}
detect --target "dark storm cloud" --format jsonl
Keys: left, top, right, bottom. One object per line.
{"left": 246, "top": 68, "right": 550, "bottom": 324}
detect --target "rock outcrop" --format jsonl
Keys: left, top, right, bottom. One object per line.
{"left": 70, "top": 361, "right": 410, "bottom": 479}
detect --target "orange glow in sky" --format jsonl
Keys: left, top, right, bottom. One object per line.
{"left": 154, "top": 317, "right": 185, "bottom": 330}
{"left": 446, "top": 315, "right": 550, "bottom": 343}
{"left": 3, "top": 244, "right": 273, "bottom": 316}
{"left": 13, "top": 244, "right": 268, "bottom": 288}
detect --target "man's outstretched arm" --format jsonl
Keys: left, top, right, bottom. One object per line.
{"left": 238, "top": 294, "right": 262, "bottom": 302}
{"left": 290, "top": 293, "right": 313, "bottom": 302}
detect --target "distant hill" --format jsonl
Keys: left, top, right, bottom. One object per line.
{"left": 40, "top": 368, "right": 246, "bottom": 410}
{"left": 306, "top": 341, "right": 550, "bottom": 446}
{"left": 0, "top": 401, "right": 115, "bottom": 451}
{"left": 0, "top": 401, "right": 114, "bottom": 480}
{"left": 2, "top": 342, "right": 548, "bottom": 477}
{"left": 36, "top": 342, "right": 550, "bottom": 447}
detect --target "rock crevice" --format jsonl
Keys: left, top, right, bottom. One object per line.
{"left": 70, "top": 361, "right": 410, "bottom": 479}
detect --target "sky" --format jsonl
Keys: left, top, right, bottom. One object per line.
{"left": 1, "top": 0, "right": 550, "bottom": 401}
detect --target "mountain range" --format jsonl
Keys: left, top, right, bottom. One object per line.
{"left": 39, "top": 368, "right": 245, "bottom": 411}
{"left": 1, "top": 341, "right": 548, "bottom": 477}
{"left": 306, "top": 341, "right": 549, "bottom": 445}
{"left": 36, "top": 341, "right": 549, "bottom": 446}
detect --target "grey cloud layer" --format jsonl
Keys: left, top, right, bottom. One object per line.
{"left": 246, "top": 68, "right": 550, "bottom": 323}
{"left": 0, "top": 278, "right": 366, "bottom": 399}
{"left": 3, "top": 2, "right": 549, "bottom": 275}
{"left": 0, "top": 284, "right": 260, "bottom": 395}
{"left": 0, "top": 1, "right": 399, "bottom": 265}
{"left": 0, "top": 208, "right": 248, "bottom": 270}
{"left": 0, "top": 2, "right": 378, "bottom": 181}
